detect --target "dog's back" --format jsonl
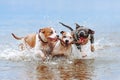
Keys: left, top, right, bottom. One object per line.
{"left": 11, "top": 33, "right": 36, "bottom": 48}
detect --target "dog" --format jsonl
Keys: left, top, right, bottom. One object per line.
{"left": 11, "top": 27, "right": 58, "bottom": 60}
{"left": 51, "top": 31, "right": 74, "bottom": 58}
{"left": 59, "top": 22, "right": 95, "bottom": 58}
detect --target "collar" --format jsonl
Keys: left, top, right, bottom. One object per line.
{"left": 38, "top": 34, "right": 48, "bottom": 43}
{"left": 74, "top": 31, "right": 79, "bottom": 41}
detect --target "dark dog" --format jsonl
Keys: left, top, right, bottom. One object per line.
{"left": 59, "top": 22, "right": 95, "bottom": 57}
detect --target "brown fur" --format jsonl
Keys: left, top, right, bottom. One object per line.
{"left": 24, "top": 34, "right": 36, "bottom": 48}
{"left": 11, "top": 27, "right": 55, "bottom": 49}
{"left": 11, "top": 27, "right": 58, "bottom": 61}
{"left": 40, "top": 28, "right": 54, "bottom": 38}
{"left": 11, "top": 33, "right": 36, "bottom": 48}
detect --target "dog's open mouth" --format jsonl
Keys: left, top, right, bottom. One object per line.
{"left": 78, "top": 37, "right": 87, "bottom": 44}
{"left": 65, "top": 42, "right": 69, "bottom": 45}
{"left": 48, "top": 37, "right": 58, "bottom": 42}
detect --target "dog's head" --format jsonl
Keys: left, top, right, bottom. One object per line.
{"left": 75, "top": 23, "right": 95, "bottom": 44}
{"left": 59, "top": 22, "right": 95, "bottom": 46}
{"left": 75, "top": 23, "right": 94, "bottom": 38}
{"left": 39, "top": 27, "right": 58, "bottom": 42}
{"left": 60, "top": 31, "right": 73, "bottom": 45}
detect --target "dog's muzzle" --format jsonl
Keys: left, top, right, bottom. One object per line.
{"left": 80, "top": 32, "right": 84, "bottom": 37}
{"left": 65, "top": 40, "right": 69, "bottom": 44}
{"left": 48, "top": 37, "right": 58, "bottom": 42}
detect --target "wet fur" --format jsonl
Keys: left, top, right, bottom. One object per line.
{"left": 51, "top": 31, "right": 73, "bottom": 58}
{"left": 59, "top": 22, "right": 95, "bottom": 57}
{"left": 11, "top": 27, "right": 57, "bottom": 60}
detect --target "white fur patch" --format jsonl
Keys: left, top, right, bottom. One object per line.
{"left": 62, "top": 32, "right": 73, "bottom": 44}
{"left": 34, "top": 35, "right": 45, "bottom": 58}
{"left": 49, "top": 28, "right": 57, "bottom": 38}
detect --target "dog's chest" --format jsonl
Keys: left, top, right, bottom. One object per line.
{"left": 40, "top": 43, "right": 51, "bottom": 52}
{"left": 52, "top": 41, "right": 72, "bottom": 55}
{"left": 35, "top": 35, "right": 51, "bottom": 53}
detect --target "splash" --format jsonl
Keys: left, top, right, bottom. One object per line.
{"left": 94, "top": 37, "right": 116, "bottom": 51}
{"left": 0, "top": 47, "right": 36, "bottom": 61}
{"left": 0, "top": 33, "right": 119, "bottom": 61}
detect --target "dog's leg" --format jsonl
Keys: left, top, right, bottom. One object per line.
{"left": 90, "top": 34, "right": 95, "bottom": 52}
{"left": 35, "top": 50, "right": 46, "bottom": 61}
{"left": 18, "top": 43, "right": 25, "bottom": 51}
{"left": 81, "top": 45, "right": 87, "bottom": 58}
{"left": 20, "top": 38, "right": 28, "bottom": 50}
{"left": 17, "top": 38, "right": 27, "bottom": 51}
{"left": 91, "top": 44, "right": 95, "bottom": 52}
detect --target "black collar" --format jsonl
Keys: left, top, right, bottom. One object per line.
{"left": 38, "top": 34, "right": 48, "bottom": 43}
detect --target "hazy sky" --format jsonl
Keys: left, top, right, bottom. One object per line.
{"left": 0, "top": 0, "right": 120, "bottom": 32}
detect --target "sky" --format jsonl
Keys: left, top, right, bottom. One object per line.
{"left": 0, "top": 0, "right": 120, "bottom": 32}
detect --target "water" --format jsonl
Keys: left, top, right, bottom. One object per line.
{"left": 0, "top": 25, "right": 120, "bottom": 80}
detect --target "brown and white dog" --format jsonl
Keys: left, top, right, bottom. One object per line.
{"left": 59, "top": 22, "right": 95, "bottom": 58}
{"left": 51, "top": 31, "right": 73, "bottom": 58}
{"left": 11, "top": 27, "right": 58, "bottom": 60}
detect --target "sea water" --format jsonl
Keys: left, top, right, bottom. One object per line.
{"left": 0, "top": 24, "right": 120, "bottom": 80}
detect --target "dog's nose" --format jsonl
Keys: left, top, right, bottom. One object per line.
{"left": 80, "top": 32, "right": 84, "bottom": 36}
{"left": 65, "top": 40, "right": 69, "bottom": 43}
{"left": 57, "top": 35, "right": 59, "bottom": 38}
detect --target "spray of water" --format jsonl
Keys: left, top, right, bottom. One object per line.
{"left": 0, "top": 36, "right": 117, "bottom": 61}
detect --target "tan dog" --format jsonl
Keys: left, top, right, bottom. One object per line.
{"left": 11, "top": 27, "right": 58, "bottom": 60}
{"left": 51, "top": 31, "right": 73, "bottom": 58}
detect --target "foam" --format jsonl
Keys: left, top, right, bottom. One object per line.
{"left": 0, "top": 33, "right": 119, "bottom": 61}
{"left": 94, "top": 37, "right": 115, "bottom": 50}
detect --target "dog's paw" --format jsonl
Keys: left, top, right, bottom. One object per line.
{"left": 42, "top": 57, "right": 46, "bottom": 61}
{"left": 82, "top": 55, "right": 87, "bottom": 58}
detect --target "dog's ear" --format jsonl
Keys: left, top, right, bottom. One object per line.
{"left": 39, "top": 29, "right": 45, "bottom": 33}
{"left": 88, "top": 29, "right": 95, "bottom": 34}
{"left": 60, "top": 31, "right": 65, "bottom": 34}
{"left": 71, "top": 32, "right": 74, "bottom": 37}
{"left": 75, "top": 23, "right": 82, "bottom": 29}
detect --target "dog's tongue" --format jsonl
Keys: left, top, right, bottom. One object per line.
{"left": 78, "top": 37, "right": 85, "bottom": 43}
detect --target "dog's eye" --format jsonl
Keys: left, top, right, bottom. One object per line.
{"left": 50, "top": 31, "right": 53, "bottom": 34}
{"left": 70, "top": 37, "right": 72, "bottom": 39}
{"left": 63, "top": 36, "right": 66, "bottom": 38}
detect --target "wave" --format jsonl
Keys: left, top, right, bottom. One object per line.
{"left": 95, "top": 36, "right": 120, "bottom": 51}
{"left": 95, "top": 38, "right": 113, "bottom": 50}
{"left": 0, "top": 47, "right": 36, "bottom": 61}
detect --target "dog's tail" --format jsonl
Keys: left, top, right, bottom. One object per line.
{"left": 11, "top": 33, "right": 23, "bottom": 40}
{"left": 59, "top": 22, "right": 74, "bottom": 31}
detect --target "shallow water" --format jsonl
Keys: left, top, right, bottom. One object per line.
{"left": 0, "top": 26, "right": 120, "bottom": 80}
{"left": 0, "top": 56, "right": 120, "bottom": 80}
{"left": 0, "top": 59, "right": 95, "bottom": 80}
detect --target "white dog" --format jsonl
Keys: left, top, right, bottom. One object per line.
{"left": 51, "top": 31, "right": 74, "bottom": 58}
{"left": 11, "top": 27, "right": 58, "bottom": 60}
